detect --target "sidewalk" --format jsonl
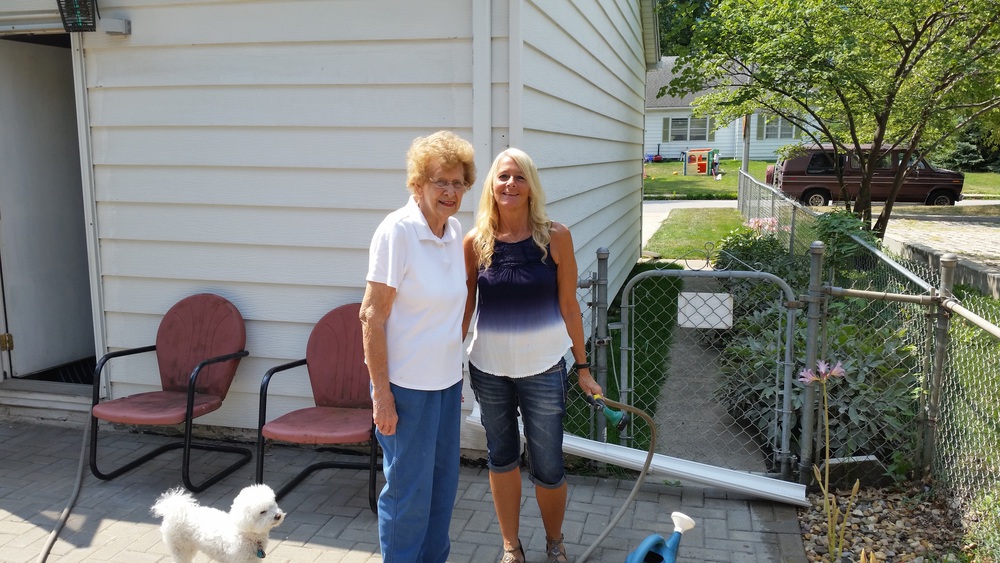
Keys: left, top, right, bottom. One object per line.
{"left": 0, "top": 417, "right": 808, "bottom": 562}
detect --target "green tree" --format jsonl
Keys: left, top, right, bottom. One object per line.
{"left": 937, "top": 124, "right": 1000, "bottom": 173}
{"left": 666, "top": 0, "right": 1000, "bottom": 237}
{"left": 657, "top": 0, "right": 710, "bottom": 56}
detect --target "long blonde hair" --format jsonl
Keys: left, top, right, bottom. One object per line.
{"left": 472, "top": 148, "right": 552, "bottom": 269}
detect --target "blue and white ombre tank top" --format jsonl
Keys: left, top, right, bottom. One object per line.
{"left": 467, "top": 237, "right": 572, "bottom": 377}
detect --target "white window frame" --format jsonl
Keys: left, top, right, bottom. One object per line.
{"left": 663, "top": 116, "right": 716, "bottom": 142}
{"left": 757, "top": 115, "right": 799, "bottom": 140}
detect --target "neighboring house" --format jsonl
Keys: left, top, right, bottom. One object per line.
{"left": 0, "top": 0, "right": 659, "bottom": 444}
{"left": 645, "top": 56, "right": 800, "bottom": 162}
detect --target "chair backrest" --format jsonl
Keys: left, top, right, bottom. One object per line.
{"left": 156, "top": 293, "right": 247, "bottom": 398}
{"left": 305, "top": 303, "right": 372, "bottom": 409}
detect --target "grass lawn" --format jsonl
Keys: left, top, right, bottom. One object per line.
{"left": 643, "top": 159, "right": 769, "bottom": 199}
{"left": 645, "top": 207, "right": 746, "bottom": 258}
{"left": 961, "top": 172, "right": 1000, "bottom": 197}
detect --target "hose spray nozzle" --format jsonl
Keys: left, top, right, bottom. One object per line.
{"left": 586, "top": 394, "right": 630, "bottom": 432}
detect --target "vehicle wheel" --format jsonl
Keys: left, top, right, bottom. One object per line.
{"left": 801, "top": 189, "right": 830, "bottom": 207}
{"left": 926, "top": 190, "right": 955, "bottom": 206}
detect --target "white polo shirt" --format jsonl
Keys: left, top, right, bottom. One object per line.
{"left": 366, "top": 196, "right": 465, "bottom": 391}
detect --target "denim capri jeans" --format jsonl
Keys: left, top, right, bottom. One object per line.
{"left": 468, "top": 358, "right": 569, "bottom": 488}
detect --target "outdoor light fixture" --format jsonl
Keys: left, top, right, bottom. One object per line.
{"left": 55, "top": 0, "right": 131, "bottom": 35}
{"left": 57, "top": 0, "right": 98, "bottom": 32}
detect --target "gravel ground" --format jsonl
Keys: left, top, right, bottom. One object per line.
{"left": 798, "top": 483, "right": 971, "bottom": 562}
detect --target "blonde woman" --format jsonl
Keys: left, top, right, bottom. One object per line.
{"left": 463, "top": 148, "right": 603, "bottom": 563}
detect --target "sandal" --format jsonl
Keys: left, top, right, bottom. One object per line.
{"left": 499, "top": 539, "right": 524, "bottom": 563}
{"left": 546, "top": 534, "right": 569, "bottom": 563}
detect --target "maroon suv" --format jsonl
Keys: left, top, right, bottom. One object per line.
{"left": 767, "top": 146, "right": 964, "bottom": 206}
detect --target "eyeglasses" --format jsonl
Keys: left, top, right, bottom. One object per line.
{"left": 428, "top": 178, "right": 471, "bottom": 192}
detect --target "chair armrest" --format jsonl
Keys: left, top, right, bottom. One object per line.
{"left": 260, "top": 358, "right": 308, "bottom": 396}
{"left": 186, "top": 349, "right": 250, "bottom": 388}
{"left": 258, "top": 358, "right": 307, "bottom": 430}
{"left": 92, "top": 345, "right": 157, "bottom": 404}
{"left": 184, "top": 349, "right": 250, "bottom": 413}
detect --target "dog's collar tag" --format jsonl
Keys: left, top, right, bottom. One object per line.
{"left": 256, "top": 541, "right": 266, "bottom": 558}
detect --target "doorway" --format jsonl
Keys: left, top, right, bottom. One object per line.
{"left": 0, "top": 34, "right": 96, "bottom": 385}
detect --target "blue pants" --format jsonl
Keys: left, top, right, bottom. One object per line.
{"left": 468, "top": 360, "right": 569, "bottom": 487}
{"left": 375, "top": 381, "right": 462, "bottom": 563}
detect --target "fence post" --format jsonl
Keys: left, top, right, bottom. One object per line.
{"left": 799, "top": 241, "right": 825, "bottom": 484}
{"left": 594, "top": 248, "right": 609, "bottom": 441}
{"left": 788, "top": 206, "right": 797, "bottom": 259}
{"left": 770, "top": 188, "right": 777, "bottom": 222}
{"left": 924, "top": 253, "right": 956, "bottom": 475}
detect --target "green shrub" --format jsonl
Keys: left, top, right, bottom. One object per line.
{"left": 715, "top": 220, "right": 921, "bottom": 481}
{"left": 714, "top": 225, "right": 808, "bottom": 318}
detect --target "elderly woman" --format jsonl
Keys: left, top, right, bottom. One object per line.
{"left": 360, "top": 130, "right": 475, "bottom": 562}
{"left": 463, "top": 148, "right": 603, "bottom": 563}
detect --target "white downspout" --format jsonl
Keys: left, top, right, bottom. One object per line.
{"left": 472, "top": 0, "right": 492, "bottom": 185}
{"left": 508, "top": 0, "right": 523, "bottom": 148}
{"left": 70, "top": 33, "right": 109, "bottom": 397}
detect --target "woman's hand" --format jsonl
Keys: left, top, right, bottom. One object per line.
{"left": 576, "top": 367, "right": 603, "bottom": 397}
{"left": 372, "top": 386, "right": 399, "bottom": 436}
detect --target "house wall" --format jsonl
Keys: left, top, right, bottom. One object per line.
{"left": 644, "top": 109, "right": 793, "bottom": 163}
{"left": 0, "top": 0, "right": 652, "bottom": 435}
{"left": 76, "top": 0, "right": 485, "bottom": 428}
{"left": 518, "top": 0, "right": 646, "bottom": 301}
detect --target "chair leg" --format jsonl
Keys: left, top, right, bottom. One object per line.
{"left": 180, "top": 442, "right": 252, "bottom": 493}
{"left": 255, "top": 430, "right": 267, "bottom": 485}
{"left": 89, "top": 415, "right": 180, "bottom": 480}
{"left": 90, "top": 414, "right": 251, "bottom": 493}
{"left": 180, "top": 413, "right": 252, "bottom": 493}
{"left": 262, "top": 438, "right": 381, "bottom": 513}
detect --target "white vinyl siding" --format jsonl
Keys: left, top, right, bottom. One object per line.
{"left": 80, "top": 0, "right": 477, "bottom": 427}
{"left": 519, "top": 0, "right": 646, "bottom": 301}
{"left": 645, "top": 111, "right": 812, "bottom": 162}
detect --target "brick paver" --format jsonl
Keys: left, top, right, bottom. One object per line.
{"left": 0, "top": 418, "right": 808, "bottom": 562}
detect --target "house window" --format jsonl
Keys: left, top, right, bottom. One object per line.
{"left": 757, "top": 115, "right": 798, "bottom": 140}
{"left": 663, "top": 117, "right": 716, "bottom": 142}
{"left": 689, "top": 117, "right": 709, "bottom": 141}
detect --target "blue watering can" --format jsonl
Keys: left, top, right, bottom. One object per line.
{"left": 625, "top": 512, "right": 696, "bottom": 563}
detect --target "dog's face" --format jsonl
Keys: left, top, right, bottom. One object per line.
{"left": 229, "top": 484, "right": 285, "bottom": 534}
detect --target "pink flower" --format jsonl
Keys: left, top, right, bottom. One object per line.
{"left": 799, "top": 360, "right": 845, "bottom": 384}
{"left": 798, "top": 368, "right": 819, "bottom": 384}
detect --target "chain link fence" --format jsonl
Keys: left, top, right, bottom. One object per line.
{"left": 737, "top": 172, "right": 1000, "bottom": 552}
{"left": 566, "top": 172, "right": 1000, "bottom": 552}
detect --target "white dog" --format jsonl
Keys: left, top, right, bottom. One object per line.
{"left": 151, "top": 484, "right": 285, "bottom": 562}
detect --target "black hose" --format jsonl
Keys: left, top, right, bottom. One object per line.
{"left": 578, "top": 397, "right": 656, "bottom": 563}
{"left": 36, "top": 410, "right": 91, "bottom": 563}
